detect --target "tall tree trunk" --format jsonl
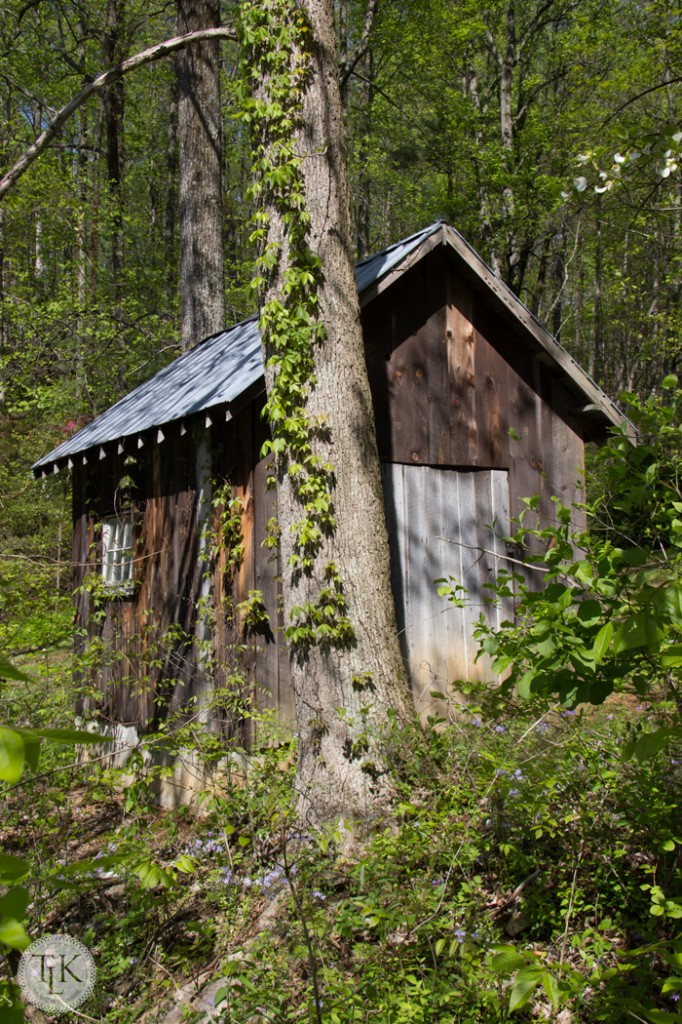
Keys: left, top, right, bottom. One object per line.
{"left": 355, "top": 48, "right": 373, "bottom": 259}
{"left": 103, "top": 0, "right": 125, "bottom": 299}
{"left": 164, "top": 74, "right": 179, "bottom": 302}
{"left": 177, "top": 0, "right": 225, "bottom": 349}
{"left": 499, "top": 2, "right": 521, "bottom": 292}
{"left": 251, "top": 0, "right": 413, "bottom": 826}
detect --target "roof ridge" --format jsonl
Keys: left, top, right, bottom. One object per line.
{"left": 354, "top": 221, "right": 442, "bottom": 269}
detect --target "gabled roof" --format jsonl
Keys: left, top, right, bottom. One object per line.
{"left": 33, "top": 221, "right": 629, "bottom": 475}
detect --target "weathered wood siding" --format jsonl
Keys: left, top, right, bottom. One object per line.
{"left": 73, "top": 401, "right": 295, "bottom": 735}
{"left": 362, "top": 248, "right": 586, "bottom": 533}
{"left": 382, "top": 464, "right": 511, "bottom": 715}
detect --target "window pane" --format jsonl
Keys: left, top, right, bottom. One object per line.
{"left": 102, "top": 515, "right": 134, "bottom": 590}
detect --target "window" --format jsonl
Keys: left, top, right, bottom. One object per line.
{"left": 101, "top": 515, "right": 135, "bottom": 593}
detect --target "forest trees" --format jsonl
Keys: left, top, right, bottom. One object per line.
{"left": 176, "top": 0, "right": 225, "bottom": 349}
{"left": 346, "top": 0, "right": 682, "bottom": 396}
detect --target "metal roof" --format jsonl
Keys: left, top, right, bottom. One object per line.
{"left": 33, "top": 316, "right": 264, "bottom": 471}
{"left": 33, "top": 223, "right": 442, "bottom": 473}
{"left": 33, "top": 220, "right": 627, "bottom": 474}
{"left": 354, "top": 222, "right": 441, "bottom": 293}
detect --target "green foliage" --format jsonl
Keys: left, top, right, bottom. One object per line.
{"left": 238, "top": 0, "right": 355, "bottom": 653}
{"left": 0, "top": 655, "right": 110, "bottom": 1013}
{"left": 3, "top": 634, "right": 682, "bottom": 1024}
{"left": 440, "top": 382, "right": 682, "bottom": 725}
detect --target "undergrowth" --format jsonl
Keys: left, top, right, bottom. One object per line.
{"left": 2, "top": 667, "right": 681, "bottom": 1023}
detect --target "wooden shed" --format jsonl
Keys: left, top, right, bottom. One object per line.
{"left": 34, "top": 221, "right": 628, "bottom": 743}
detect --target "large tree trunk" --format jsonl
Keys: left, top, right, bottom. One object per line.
{"left": 103, "top": 0, "right": 125, "bottom": 299}
{"left": 177, "top": 0, "right": 225, "bottom": 348}
{"left": 255, "top": 0, "right": 413, "bottom": 826}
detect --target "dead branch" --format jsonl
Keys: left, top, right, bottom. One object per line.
{"left": 0, "top": 26, "right": 237, "bottom": 201}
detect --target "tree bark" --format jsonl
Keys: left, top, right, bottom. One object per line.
{"left": 257, "top": 0, "right": 413, "bottom": 826}
{"left": 102, "top": 0, "right": 125, "bottom": 298}
{"left": 177, "top": 0, "right": 225, "bottom": 349}
{"left": 164, "top": 74, "right": 179, "bottom": 301}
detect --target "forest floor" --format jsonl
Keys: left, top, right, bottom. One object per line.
{"left": 2, "top": 654, "right": 682, "bottom": 1024}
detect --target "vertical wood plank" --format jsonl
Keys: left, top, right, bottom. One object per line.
{"left": 382, "top": 464, "right": 512, "bottom": 708}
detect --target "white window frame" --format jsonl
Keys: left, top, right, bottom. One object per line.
{"left": 101, "top": 514, "right": 135, "bottom": 594}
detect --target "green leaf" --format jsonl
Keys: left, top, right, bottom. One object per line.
{"left": 613, "top": 614, "right": 662, "bottom": 653}
{"left": 622, "top": 727, "right": 681, "bottom": 762}
{"left": 593, "top": 621, "right": 613, "bottom": 664}
{"left": 174, "top": 855, "right": 196, "bottom": 874}
{"left": 516, "top": 669, "right": 537, "bottom": 699}
{"left": 0, "top": 727, "right": 25, "bottom": 782}
{"left": 0, "top": 855, "right": 30, "bottom": 884}
{"left": 32, "top": 728, "right": 111, "bottom": 745}
{"left": 0, "top": 887, "right": 29, "bottom": 921}
{"left": 213, "top": 986, "right": 228, "bottom": 1007}
{"left": 0, "top": 1008, "right": 24, "bottom": 1024}
{"left": 662, "top": 978, "right": 682, "bottom": 994}
{"left": 0, "top": 917, "right": 31, "bottom": 951}
{"left": 490, "top": 948, "right": 526, "bottom": 973}
{"left": 640, "top": 1009, "right": 682, "bottom": 1023}
{"left": 0, "top": 656, "right": 28, "bottom": 681}
{"left": 662, "top": 644, "right": 682, "bottom": 668}
{"left": 23, "top": 735, "right": 40, "bottom": 773}
{"left": 135, "top": 861, "right": 166, "bottom": 889}
{"left": 542, "top": 972, "right": 561, "bottom": 1009}
{"left": 654, "top": 584, "right": 682, "bottom": 625}
{"left": 509, "top": 966, "right": 545, "bottom": 1012}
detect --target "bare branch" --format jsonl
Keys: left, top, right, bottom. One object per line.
{"left": 0, "top": 26, "right": 237, "bottom": 202}
{"left": 339, "top": 0, "right": 379, "bottom": 88}
{"left": 484, "top": 27, "right": 501, "bottom": 68}
{"left": 600, "top": 77, "right": 682, "bottom": 130}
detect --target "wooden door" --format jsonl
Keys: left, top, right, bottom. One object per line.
{"left": 382, "top": 464, "right": 511, "bottom": 717}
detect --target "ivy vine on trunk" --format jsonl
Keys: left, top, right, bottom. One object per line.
{"left": 238, "top": 0, "right": 413, "bottom": 826}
